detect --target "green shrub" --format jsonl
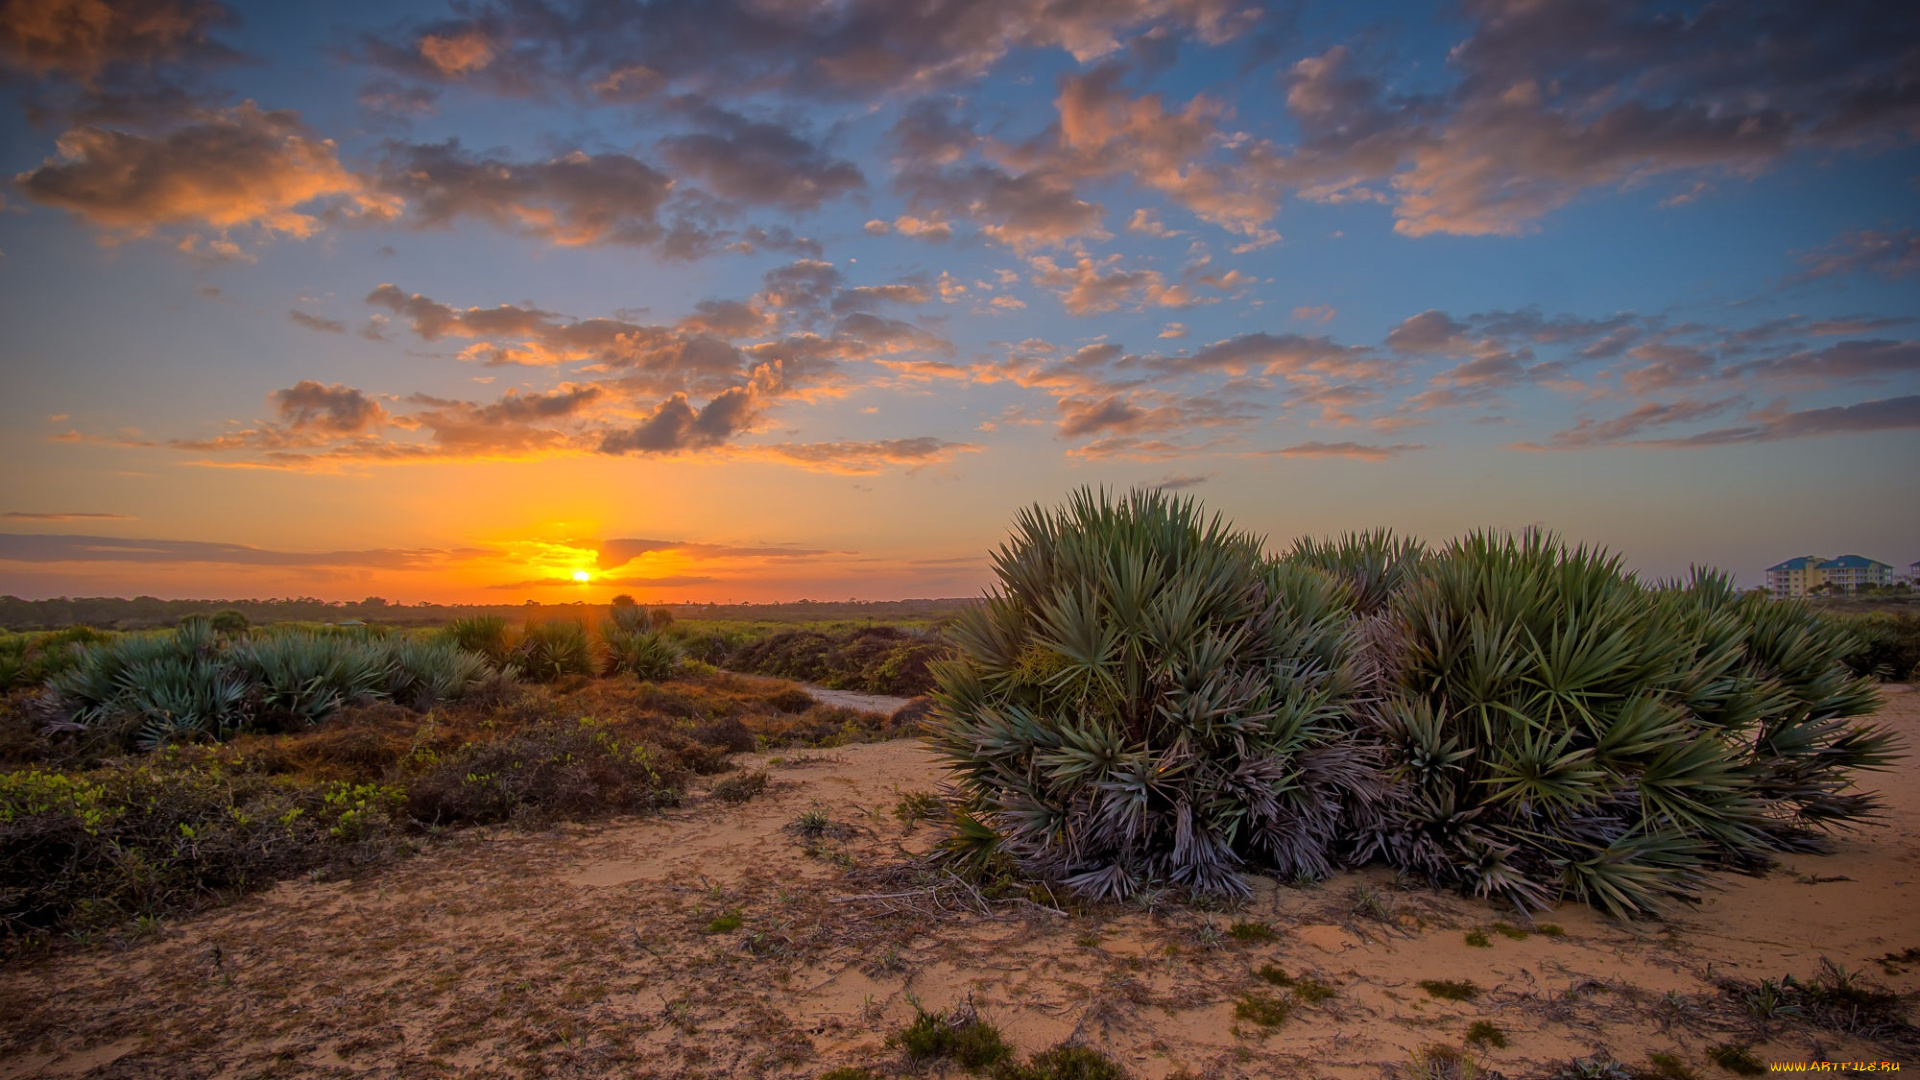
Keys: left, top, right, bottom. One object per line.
{"left": 439, "top": 616, "right": 514, "bottom": 667}
{"left": 0, "top": 762, "right": 339, "bottom": 937}
{"left": 889, "top": 1004, "right": 1013, "bottom": 1071}
{"left": 1463, "top": 1020, "right": 1506, "bottom": 1048}
{"left": 928, "top": 488, "right": 1377, "bottom": 899}
{"left": 1286, "top": 529, "right": 1428, "bottom": 615}
{"left": 514, "top": 619, "right": 594, "bottom": 682}
{"left": 403, "top": 718, "right": 684, "bottom": 826}
{"left": 603, "top": 626, "right": 681, "bottom": 680}
{"left": 1362, "top": 542, "right": 1897, "bottom": 918}
{"left": 711, "top": 769, "right": 769, "bottom": 804}
{"left": 1834, "top": 609, "right": 1920, "bottom": 681}
{"left": 231, "top": 632, "right": 387, "bottom": 728}
{"left": 999, "top": 1044, "right": 1130, "bottom": 1080}
{"left": 1418, "top": 979, "right": 1480, "bottom": 1001}
{"left": 53, "top": 624, "right": 251, "bottom": 749}
{"left": 380, "top": 638, "right": 494, "bottom": 708}
{"left": 0, "top": 626, "right": 111, "bottom": 691}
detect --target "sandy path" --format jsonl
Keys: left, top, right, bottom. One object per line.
{"left": 2, "top": 693, "right": 1915, "bottom": 1078}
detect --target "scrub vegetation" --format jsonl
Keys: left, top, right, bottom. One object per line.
{"left": 929, "top": 488, "right": 1900, "bottom": 917}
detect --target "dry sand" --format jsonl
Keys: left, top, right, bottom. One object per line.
{"left": 2, "top": 690, "right": 1916, "bottom": 1078}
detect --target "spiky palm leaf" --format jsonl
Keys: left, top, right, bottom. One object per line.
{"left": 928, "top": 487, "right": 1380, "bottom": 900}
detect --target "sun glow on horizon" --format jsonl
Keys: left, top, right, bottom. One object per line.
{"left": 572, "top": 570, "right": 591, "bottom": 582}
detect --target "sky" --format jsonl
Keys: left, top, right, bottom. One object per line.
{"left": 0, "top": 0, "right": 1916, "bottom": 604}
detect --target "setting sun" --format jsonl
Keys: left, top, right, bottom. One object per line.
{"left": 572, "top": 570, "right": 591, "bottom": 582}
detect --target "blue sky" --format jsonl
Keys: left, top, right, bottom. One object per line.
{"left": 1, "top": 0, "right": 1915, "bottom": 602}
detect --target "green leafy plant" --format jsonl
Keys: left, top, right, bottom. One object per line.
{"left": 1706, "top": 1046, "right": 1765, "bottom": 1076}
{"left": 514, "top": 619, "right": 594, "bottom": 682}
{"left": 1417, "top": 979, "right": 1481, "bottom": 1002}
{"left": 438, "top": 616, "right": 515, "bottom": 667}
{"left": 928, "top": 488, "right": 1378, "bottom": 899}
{"left": 889, "top": 1002, "right": 1013, "bottom": 1071}
{"left": 1463, "top": 1020, "right": 1506, "bottom": 1048}
{"left": 999, "top": 1044, "right": 1130, "bottom": 1080}
{"left": 602, "top": 624, "right": 681, "bottom": 681}
{"left": 1359, "top": 540, "right": 1899, "bottom": 919}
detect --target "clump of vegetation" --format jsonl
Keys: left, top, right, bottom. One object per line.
{"left": 1463, "top": 1020, "right": 1507, "bottom": 1048}
{"left": 2, "top": 672, "right": 874, "bottom": 947}
{"left": 1546, "top": 1057, "right": 1634, "bottom": 1080}
{"left": 404, "top": 718, "right": 685, "bottom": 826}
{"left": 0, "top": 626, "right": 110, "bottom": 691}
{"left": 1833, "top": 609, "right": 1920, "bottom": 681}
{"left": 1706, "top": 1046, "right": 1765, "bottom": 1076}
{"left": 1464, "top": 929, "right": 1492, "bottom": 948}
{"left": 705, "top": 908, "right": 743, "bottom": 933}
{"left": 1643, "top": 1053, "right": 1696, "bottom": 1080}
{"left": 817, "top": 1069, "right": 883, "bottom": 1080}
{"left": 44, "top": 624, "right": 497, "bottom": 750}
{"left": 514, "top": 619, "right": 593, "bottom": 681}
{"left": 999, "top": 1044, "right": 1130, "bottom": 1080}
{"left": 1492, "top": 921, "right": 1529, "bottom": 940}
{"left": 0, "top": 762, "right": 384, "bottom": 939}
{"left": 1723, "top": 959, "right": 1915, "bottom": 1039}
{"left": 929, "top": 488, "right": 1376, "bottom": 899}
{"left": 1359, "top": 539, "right": 1898, "bottom": 919}
{"left": 890, "top": 1002, "right": 1014, "bottom": 1071}
{"left": 1254, "top": 965, "right": 1336, "bottom": 1003}
{"left": 1232, "top": 992, "right": 1290, "bottom": 1028}
{"left": 438, "top": 615, "right": 514, "bottom": 667}
{"left": 1406, "top": 1044, "right": 1480, "bottom": 1080}
{"left": 724, "top": 623, "right": 946, "bottom": 696}
{"left": 1227, "top": 920, "right": 1275, "bottom": 942}
{"left": 893, "top": 788, "right": 940, "bottom": 829}
{"left": 711, "top": 769, "right": 769, "bottom": 804}
{"left": 1418, "top": 979, "right": 1482, "bottom": 1002}
{"left": 601, "top": 601, "right": 681, "bottom": 680}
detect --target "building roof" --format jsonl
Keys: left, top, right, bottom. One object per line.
{"left": 1766, "top": 556, "right": 1823, "bottom": 572}
{"left": 1819, "top": 555, "right": 1892, "bottom": 570}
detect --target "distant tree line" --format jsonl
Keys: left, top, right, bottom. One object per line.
{"left": 0, "top": 594, "right": 978, "bottom": 631}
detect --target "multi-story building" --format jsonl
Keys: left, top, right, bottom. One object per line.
{"left": 1766, "top": 554, "right": 1899, "bottom": 597}
{"left": 1818, "top": 555, "right": 1896, "bottom": 592}
{"left": 1766, "top": 556, "right": 1826, "bottom": 598}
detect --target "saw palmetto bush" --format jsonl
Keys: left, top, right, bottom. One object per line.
{"left": 514, "top": 619, "right": 594, "bottom": 682}
{"left": 52, "top": 622, "right": 252, "bottom": 750}
{"left": 230, "top": 632, "right": 388, "bottom": 729}
{"left": 600, "top": 604, "right": 682, "bottom": 679}
{"left": 1360, "top": 533, "right": 1897, "bottom": 918}
{"left": 1286, "top": 529, "right": 1429, "bottom": 615}
{"left": 927, "top": 488, "right": 1379, "bottom": 899}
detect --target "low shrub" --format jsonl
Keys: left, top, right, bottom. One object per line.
{"left": 0, "top": 762, "right": 367, "bottom": 938}
{"left": 711, "top": 769, "right": 769, "bottom": 804}
{"left": 725, "top": 625, "right": 947, "bottom": 696}
{"left": 438, "top": 616, "right": 514, "bottom": 667}
{"left": 1834, "top": 609, "right": 1920, "bottom": 681}
{"left": 403, "top": 718, "right": 686, "bottom": 826}
{"left": 514, "top": 619, "right": 594, "bottom": 682}
{"left": 0, "top": 626, "right": 111, "bottom": 692}
{"left": 603, "top": 627, "right": 680, "bottom": 680}
{"left": 999, "top": 1044, "right": 1130, "bottom": 1080}
{"left": 890, "top": 1003, "right": 1014, "bottom": 1071}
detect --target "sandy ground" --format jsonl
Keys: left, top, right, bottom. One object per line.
{"left": 1, "top": 690, "right": 1915, "bottom": 1079}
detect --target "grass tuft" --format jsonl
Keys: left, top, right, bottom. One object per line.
{"left": 711, "top": 769, "right": 770, "bottom": 805}
{"left": 1418, "top": 979, "right": 1481, "bottom": 1002}
{"left": 890, "top": 1004, "right": 1014, "bottom": 1071}
{"left": 1706, "top": 1046, "right": 1765, "bottom": 1076}
{"left": 1232, "top": 992, "right": 1290, "bottom": 1028}
{"left": 998, "top": 1044, "right": 1130, "bottom": 1080}
{"left": 1464, "top": 928, "right": 1492, "bottom": 947}
{"left": 1227, "top": 920, "right": 1275, "bottom": 942}
{"left": 1463, "top": 1020, "right": 1506, "bottom": 1049}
